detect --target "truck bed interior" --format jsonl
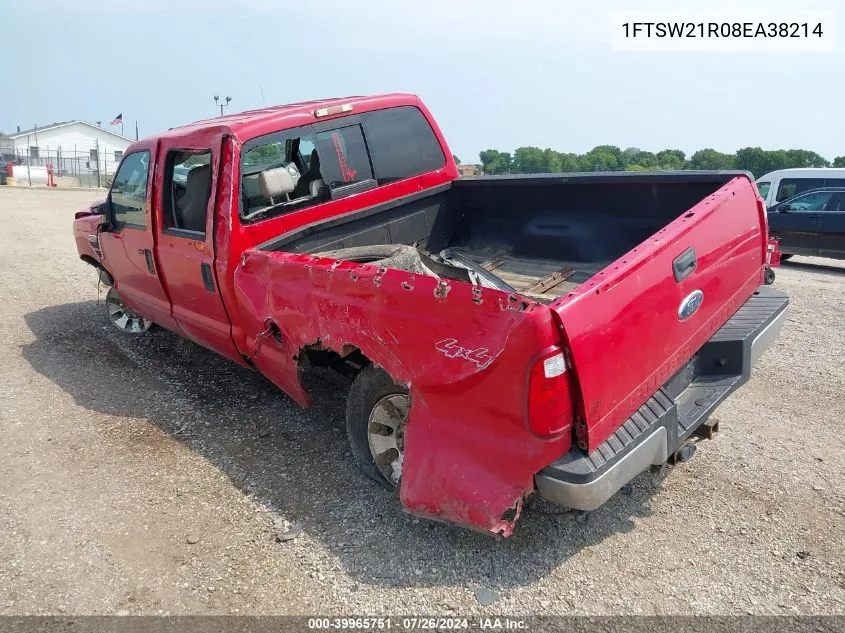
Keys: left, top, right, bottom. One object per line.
{"left": 258, "top": 173, "right": 744, "bottom": 303}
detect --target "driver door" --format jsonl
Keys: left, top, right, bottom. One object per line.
{"left": 98, "top": 142, "right": 180, "bottom": 332}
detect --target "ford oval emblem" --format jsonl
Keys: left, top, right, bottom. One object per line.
{"left": 678, "top": 290, "right": 704, "bottom": 321}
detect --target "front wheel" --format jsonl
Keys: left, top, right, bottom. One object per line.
{"left": 106, "top": 287, "right": 153, "bottom": 334}
{"left": 345, "top": 365, "right": 410, "bottom": 490}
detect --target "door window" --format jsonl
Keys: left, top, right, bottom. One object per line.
{"left": 240, "top": 126, "right": 331, "bottom": 221}
{"left": 784, "top": 191, "right": 837, "bottom": 212}
{"left": 110, "top": 151, "right": 150, "bottom": 228}
{"left": 165, "top": 151, "right": 213, "bottom": 235}
{"left": 756, "top": 181, "right": 770, "bottom": 199}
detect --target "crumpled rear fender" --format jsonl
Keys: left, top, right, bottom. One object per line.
{"left": 233, "top": 250, "right": 573, "bottom": 536}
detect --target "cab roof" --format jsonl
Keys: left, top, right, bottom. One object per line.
{"left": 151, "top": 93, "right": 424, "bottom": 145}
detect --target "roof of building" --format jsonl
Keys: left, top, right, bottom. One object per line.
{"left": 8, "top": 120, "right": 134, "bottom": 142}
{"left": 152, "top": 93, "right": 422, "bottom": 144}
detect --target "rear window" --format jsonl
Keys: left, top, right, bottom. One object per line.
{"left": 362, "top": 106, "right": 446, "bottom": 185}
{"left": 315, "top": 124, "right": 374, "bottom": 189}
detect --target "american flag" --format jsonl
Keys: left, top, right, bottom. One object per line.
{"left": 110, "top": 113, "right": 123, "bottom": 126}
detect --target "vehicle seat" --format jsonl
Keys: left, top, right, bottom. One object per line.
{"left": 179, "top": 164, "right": 211, "bottom": 232}
{"left": 293, "top": 149, "right": 323, "bottom": 199}
{"left": 259, "top": 166, "right": 296, "bottom": 205}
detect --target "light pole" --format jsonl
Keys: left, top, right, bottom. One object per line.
{"left": 214, "top": 95, "right": 232, "bottom": 117}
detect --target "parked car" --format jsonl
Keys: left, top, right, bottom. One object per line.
{"left": 756, "top": 168, "right": 845, "bottom": 208}
{"left": 767, "top": 187, "right": 845, "bottom": 260}
{"left": 72, "top": 93, "right": 788, "bottom": 537}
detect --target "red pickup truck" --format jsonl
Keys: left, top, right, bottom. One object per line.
{"left": 73, "top": 93, "right": 788, "bottom": 536}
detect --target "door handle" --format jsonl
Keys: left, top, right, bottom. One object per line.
{"left": 672, "top": 247, "right": 697, "bottom": 282}
{"left": 200, "top": 263, "right": 215, "bottom": 292}
{"left": 138, "top": 249, "right": 155, "bottom": 274}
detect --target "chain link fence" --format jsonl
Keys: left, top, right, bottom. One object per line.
{"left": 1, "top": 140, "right": 120, "bottom": 188}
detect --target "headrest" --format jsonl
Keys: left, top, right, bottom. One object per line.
{"left": 187, "top": 163, "right": 211, "bottom": 189}
{"left": 259, "top": 167, "right": 295, "bottom": 199}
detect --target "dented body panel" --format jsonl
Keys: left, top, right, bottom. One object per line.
{"left": 233, "top": 251, "right": 570, "bottom": 535}
{"left": 72, "top": 93, "right": 783, "bottom": 536}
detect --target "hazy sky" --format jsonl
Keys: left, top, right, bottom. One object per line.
{"left": 2, "top": 0, "right": 842, "bottom": 162}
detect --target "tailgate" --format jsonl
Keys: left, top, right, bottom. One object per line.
{"left": 551, "top": 176, "right": 767, "bottom": 453}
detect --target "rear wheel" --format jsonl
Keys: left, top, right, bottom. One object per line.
{"left": 780, "top": 254, "right": 793, "bottom": 261}
{"left": 346, "top": 365, "right": 410, "bottom": 490}
{"left": 106, "top": 287, "right": 153, "bottom": 334}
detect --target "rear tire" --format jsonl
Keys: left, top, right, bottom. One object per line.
{"left": 780, "top": 254, "right": 793, "bottom": 261}
{"left": 346, "top": 365, "right": 410, "bottom": 491}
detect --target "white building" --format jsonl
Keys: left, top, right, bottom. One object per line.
{"left": 3, "top": 121, "right": 134, "bottom": 186}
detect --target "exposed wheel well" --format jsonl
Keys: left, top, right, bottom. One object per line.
{"left": 80, "top": 254, "right": 101, "bottom": 269}
{"left": 80, "top": 256, "right": 114, "bottom": 285}
{"left": 299, "top": 343, "right": 372, "bottom": 380}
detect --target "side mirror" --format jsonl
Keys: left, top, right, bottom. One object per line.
{"left": 102, "top": 195, "right": 117, "bottom": 228}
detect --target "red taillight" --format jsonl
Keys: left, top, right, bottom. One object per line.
{"left": 526, "top": 348, "right": 574, "bottom": 439}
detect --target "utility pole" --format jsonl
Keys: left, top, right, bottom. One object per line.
{"left": 213, "top": 95, "right": 232, "bottom": 117}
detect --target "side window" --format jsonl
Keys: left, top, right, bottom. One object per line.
{"left": 786, "top": 191, "right": 837, "bottom": 212}
{"left": 823, "top": 178, "right": 845, "bottom": 188}
{"left": 362, "top": 106, "right": 446, "bottom": 185}
{"left": 110, "top": 150, "right": 150, "bottom": 228}
{"left": 298, "top": 138, "right": 316, "bottom": 169}
{"left": 756, "top": 181, "right": 770, "bottom": 200}
{"left": 240, "top": 126, "right": 329, "bottom": 221}
{"left": 314, "top": 124, "right": 374, "bottom": 190}
{"left": 165, "top": 150, "right": 212, "bottom": 234}
{"left": 776, "top": 178, "right": 824, "bottom": 202}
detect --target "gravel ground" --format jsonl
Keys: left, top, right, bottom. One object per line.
{"left": 0, "top": 187, "right": 843, "bottom": 616}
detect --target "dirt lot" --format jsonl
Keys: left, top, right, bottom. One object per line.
{"left": 0, "top": 187, "right": 843, "bottom": 616}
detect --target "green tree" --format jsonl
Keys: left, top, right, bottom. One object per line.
{"left": 513, "top": 147, "right": 548, "bottom": 173}
{"left": 734, "top": 147, "right": 790, "bottom": 178}
{"left": 452, "top": 154, "right": 461, "bottom": 165}
{"left": 479, "top": 149, "right": 513, "bottom": 175}
{"left": 783, "top": 149, "right": 829, "bottom": 168}
{"left": 687, "top": 149, "right": 735, "bottom": 170}
{"left": 833, "top": 156, "right": 845, "bottom": 168}
{"left": 557, "top": 152, "right": 580, "bottom": 172}
{"left": 629, "top": 150, "right": 658, "bottom": 169}
{"left": 621, "top": 147, "right": 641, "bottom": 169}
{"left": 580, "top": 145, "right": 623, "bottom": 171}
{"left": 656, "top": 149, "right": 686, "bottom": 170}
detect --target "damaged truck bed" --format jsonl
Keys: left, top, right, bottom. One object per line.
{"left": 73, "top": 93, "right": 788, "bottom": 536}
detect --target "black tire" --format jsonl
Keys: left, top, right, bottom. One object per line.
{"left": 345, "top": 364, "right": 409, "bottom": 491}
{"left": 764, "top": 267, "right": 776, "bottom": 285}
{"left": 780, "top": 254, "right": 793, "bottom": 261}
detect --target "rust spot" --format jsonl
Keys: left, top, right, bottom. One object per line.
{"left": 373, "top": 275, "right": 383, "bottom": 287}
{"left": 401, "top": 281, "right": 413, "bottom": 291}
{"left": 434, "top": 280, "right": 451, "bottom": 299}
{"left": 377, "top": 267, "right": 388, "bottom": 275}
{"left": 471, "top": 287, "right": 483, "bottom": 304}
{"left": 349, "top": 270, "right": 359, "bottom": 282}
